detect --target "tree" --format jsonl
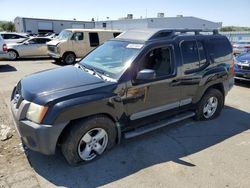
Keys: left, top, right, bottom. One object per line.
{"left": 1, "top": 22, "right": 15, "bottom": 32}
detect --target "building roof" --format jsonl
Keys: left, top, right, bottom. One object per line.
{"left": 15, "top": 17, "right": 93, "bottom": 23}
{"left": 64, "top": 28, "right": 121, "bottom": 32}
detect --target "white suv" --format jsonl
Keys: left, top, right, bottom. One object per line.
{"left": 0, "top": 35, "right": 7, "bottom": 59}
{"left": 0, "top": 32, "right": 28, "bottom": 44}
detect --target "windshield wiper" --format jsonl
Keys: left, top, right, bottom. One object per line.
{"left": 78, "top": 64, "right": 104, "bottom": 80}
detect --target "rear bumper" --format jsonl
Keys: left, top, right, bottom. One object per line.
{"left": 10, "top": 94, "right": 68, "bottom": 155}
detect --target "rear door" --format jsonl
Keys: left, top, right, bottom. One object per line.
{"left": 178, "top": 37, "right": 209, "bottom": 104}
{"left": 35, "top": 38, "right": 51, "bottom": 56}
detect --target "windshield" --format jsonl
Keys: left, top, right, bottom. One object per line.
{"left": 79, "top": 40, "right": 143, "bottom": 79}
{"left": 57, "top": 30, "right": 72, "bottom": 40}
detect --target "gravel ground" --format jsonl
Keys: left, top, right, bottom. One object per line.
{"left": 0, "top": 59, "right": 250, "bottom": 188}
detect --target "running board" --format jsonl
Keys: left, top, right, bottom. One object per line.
{"left": 124, "top": 111, "right": 195, "bottom": 139}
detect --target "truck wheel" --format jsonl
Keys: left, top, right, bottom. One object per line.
{"left": 61, "top": 115, "right": 117, "bottom": 166}
{"left": 63, "top": 52, "right": 76, "bottom": 65}
{"left": 195, "top": 89, "right": 224, "bottom": 121}
{"left": 7, "top": 50, "right": 18, "bottom": 60}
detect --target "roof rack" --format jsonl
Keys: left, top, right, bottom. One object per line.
{"left": 149, "top": 29, "right": 219, "bottom": 40}
{"left": 115, "top": 29, "right": 220, "bottom": 42}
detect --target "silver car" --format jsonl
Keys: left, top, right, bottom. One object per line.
{"left": 6, "top": 37, "right": 52, "bottom": 60}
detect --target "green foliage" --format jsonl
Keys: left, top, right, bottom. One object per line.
{"left": 0, "top": 21, "right": 16, "bottom": 32}
{"left": 220, "top": 26, "right": 250, "bottom": 32}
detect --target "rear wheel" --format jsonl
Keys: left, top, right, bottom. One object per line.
{"left": 61, "top": 115, "right": 117, "bottom": 166}
{"left": 7, "top": 50, "right": 18, "bottom": 60}
{"left": 62, "top": 52, "right": 76, "bottom": 65}
{"left": 195, "top": 89, "right": 224, "bottom": 121}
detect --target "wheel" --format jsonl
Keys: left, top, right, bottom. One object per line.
{"left": 7, "top": 50, "right": 18, "bottom": 60}
{"left": 62, "top": 52, "right": 76, "bottom": 65}
{"left": 61, "top": 115, "right": 117, "bottom": 166}
{"left": 195, "top": 89, "right": 224, "bottom": 121}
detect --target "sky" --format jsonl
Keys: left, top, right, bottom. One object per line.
{"left": 0, "top": 0, "right": 249, "bottom": 27}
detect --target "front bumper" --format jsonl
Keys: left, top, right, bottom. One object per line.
{"left": 234, "top": 66, "right": 250, "bottom": 81}
{"left": 10, "top": 92, "right": 68, "bottom": 155}
{"left": 48, "top": 51, "right": 61, "bottom": 59}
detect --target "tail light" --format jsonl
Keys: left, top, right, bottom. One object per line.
{"left": 2, "top": 44, "right": 7, "bottom": 52}
{"left": 244, "top": 45, "right": 250, "bottom": 49}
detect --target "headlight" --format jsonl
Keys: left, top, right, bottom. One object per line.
{"left": 26, "top": 103, "right": 48, "bottom": 124}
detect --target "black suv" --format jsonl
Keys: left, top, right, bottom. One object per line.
{"left": 11, "top": 29, "right": 234, "bottom": 165}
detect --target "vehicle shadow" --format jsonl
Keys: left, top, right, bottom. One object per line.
{"left": 235, "top": 79, "right": 250, "bottom": 88}
{"left": 2, "top": 57, "right": 52, "bottom": 62}
{"left": 27, "top": 106, "right": 250, "bottom": 187}
{"left": 0, "top": 64, "right": 17, "bottom": 72}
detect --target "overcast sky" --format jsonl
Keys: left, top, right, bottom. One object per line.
{"left": 0, "top": 0, "right": 249, "bottom": 27}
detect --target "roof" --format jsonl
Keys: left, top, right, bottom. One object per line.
{"left": 116, "top": 29, "right": 221, "bottom": 42}
{"left": 115, "top": 29, "right": 220, "bottom": 42}
{"left": 64, "top": 28, "right": 121, "bottom": 32}
{"left": 15, "top": 17, "right": 93, "bottom": 23}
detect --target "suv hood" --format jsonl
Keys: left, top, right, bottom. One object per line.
{"left": 236, "top": 53, "right": 250, "bottom": 64}
{"left": 19, "top": 66, "right": 114, "bottom": 104}
{"left": 47, "top": 39, "right": 62, "bottom": 46}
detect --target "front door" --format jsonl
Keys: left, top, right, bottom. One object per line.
{"left": 124, "top": 45, "right": 181, "bottom": 121}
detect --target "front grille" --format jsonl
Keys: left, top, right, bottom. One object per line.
{"left": 48, "top": 45, "right": 56, "bottom": 53}
{"left": 239, "top": 65, "right": 250, "bottom": 71}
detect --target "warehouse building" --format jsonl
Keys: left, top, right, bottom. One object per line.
{"left": 14, "top": 15, "right": 222, "bottom": 34}
{"left": 14, "top": 17, "right": 95, "bottom": 34}
{"left": 95, "top": 15, "right": 222, "bottom": 31}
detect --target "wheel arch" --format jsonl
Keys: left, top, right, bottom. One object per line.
{"left": 57, "top": 113, "right": 118, "bottom": 146}
{"left": 7, "top": 49, "right": 19, "bottom": 58}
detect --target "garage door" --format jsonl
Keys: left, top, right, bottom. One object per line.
{"left": 38, "top": 22, "right": 53, "bottom": 30}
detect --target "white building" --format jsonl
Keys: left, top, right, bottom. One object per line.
{"left": 14, "top": 16, "right": 222, "bottom": 34}
{"left": 95, "top": 16, "right": 222, "bottom": 31}
{"left": 14, "top": 17, "right": 95, "bottom": 34}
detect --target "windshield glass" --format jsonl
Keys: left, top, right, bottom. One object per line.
{"left": 57, "top": 30, "right": 72, "bottom": 40}
{"left": 79, "top": 40, "right": 143, "bottom": 79}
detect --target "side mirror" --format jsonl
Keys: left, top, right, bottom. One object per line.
{"left": 136, "top": 69, "right": 156, "bottom": 81}
{"left": 24, "top": 42, "right": 29, "bottom": 45}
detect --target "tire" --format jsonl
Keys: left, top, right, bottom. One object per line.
{"left": 194, "top": 89, "right": 224, "bottom": 121}
{"left": 61, "top": 115, "right": 117, "bottom": 166}
{"left": 62, "top": 52, "right": 76, "bottom": 65}
{"left": 7, "top": 50, "right": 18, "bottom": 60}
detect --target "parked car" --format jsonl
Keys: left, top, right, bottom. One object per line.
{"left": 47, "top": 29, "right": 121, "bottom": 64}
{"left": 10, "top": 29, "right": 234, "bottom": 165}
{"left": 6, "top": 37, "right": 52, "bottom": 60}
{"left": 234, "top": 52, "right": 250, "bottom": 81}
{"left": 0, "top": 34, "right": 7, "bottom": 59}
{"left": 232, "top": 41, "right": 250, "bottom": 55}
{"left": 0, "top": 32, "right": 29, "bottom": 44}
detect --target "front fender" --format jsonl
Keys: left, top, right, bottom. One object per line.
{"left": 42, "top": 93, "right": 125, "bottom": 124}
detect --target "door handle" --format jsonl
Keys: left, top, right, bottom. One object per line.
{"left": 171, "top": 79, "right": 181, "bottom": 86}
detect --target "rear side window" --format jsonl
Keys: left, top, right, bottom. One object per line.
{"left": 181, "top": 40, "right": 208, "bottom": 74}
{"left": 89, "top": 32, "right": 99, "bottom": 47}
{"left": 208, "top": 38, "right": 232, "bottom": 63}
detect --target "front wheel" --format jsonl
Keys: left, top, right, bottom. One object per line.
{"left": 61, "top": 115, "right": 117, "bottom": 166}
{"left": 195, "top": 89, "right": 224, "bottom": 121}
{"left": 62, "top": 52, "right": 76, "bottom": 65}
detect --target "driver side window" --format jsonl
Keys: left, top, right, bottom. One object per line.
{"left": 141, "top": 47, "right": 173, "bottom": 78}
{"left": 72, "top": 32, "right": 84, "bottom": 41}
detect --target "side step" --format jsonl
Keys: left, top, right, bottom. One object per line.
{"left": 124, "top": 111, "right": 195, "bottom": 139}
